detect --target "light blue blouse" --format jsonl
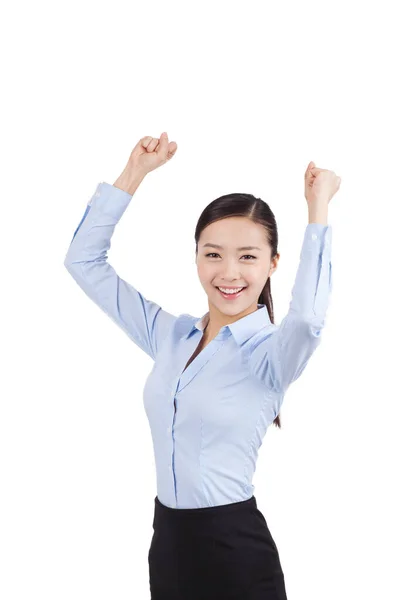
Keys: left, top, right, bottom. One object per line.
{"left": 64, "top": 182, "right": 332, "bottom": 508}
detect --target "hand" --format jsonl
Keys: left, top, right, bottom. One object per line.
{"left": 304, "top": 161, "right": 341, "bottom": 205}
{"left": 126, "top": 132, "right": 178, "bottom": 176}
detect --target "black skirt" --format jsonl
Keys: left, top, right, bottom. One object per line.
{"left": 148, "top": 495, "right": 287, "bottom": 600}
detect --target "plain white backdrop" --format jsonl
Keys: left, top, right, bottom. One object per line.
{"left": 1, "top": 1, "right": 399, "bottom": 598}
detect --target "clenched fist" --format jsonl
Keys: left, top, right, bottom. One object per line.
{"left": 127, "top": 132, "right": 178, "bottom": 176}
{"left": 304, "top": 161, "right": 341, "bottom": 205}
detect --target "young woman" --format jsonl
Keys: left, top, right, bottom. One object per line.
{"left": 64, "top": 132, "right": 341, "bottom": 599}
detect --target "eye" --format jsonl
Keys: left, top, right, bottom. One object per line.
{"left": 205, "top": 253, "right": 257, "bottom": 260}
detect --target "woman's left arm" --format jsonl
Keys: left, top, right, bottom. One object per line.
{"left": 248, "top": 162, "right": 341, "bottom": 394}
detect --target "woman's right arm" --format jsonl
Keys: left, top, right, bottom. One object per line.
{"left": 63, "top": 178, "right": 178, "bottom": 361}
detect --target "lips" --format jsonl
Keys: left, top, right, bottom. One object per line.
{"left": 216, "top": 286, "right": 247, "bottom": 299}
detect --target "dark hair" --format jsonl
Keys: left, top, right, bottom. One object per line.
{"left": 194, "top": 192, "right": 281, "bottom": 429}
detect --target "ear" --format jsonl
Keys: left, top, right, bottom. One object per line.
{"left": 269, "top": 253, "right": 280, "bottom": 276}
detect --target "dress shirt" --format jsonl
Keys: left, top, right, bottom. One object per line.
{"left": 64, "top": 182, "right": 332, "bottom": 508}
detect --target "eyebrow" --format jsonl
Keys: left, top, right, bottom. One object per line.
{"left": 202, "top": 243, "right": 262, "bottom": 251}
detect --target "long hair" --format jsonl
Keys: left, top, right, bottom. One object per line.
{"left": 194, "top": 192, "right": 281, "bottom": 428}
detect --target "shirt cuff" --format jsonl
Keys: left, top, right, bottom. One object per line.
{"left": 87, "top": 181, "right": 133, "bottom": 221}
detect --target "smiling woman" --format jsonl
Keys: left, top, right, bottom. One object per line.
{"left": 63, "top": 133, "right": 336, "bottom": 599}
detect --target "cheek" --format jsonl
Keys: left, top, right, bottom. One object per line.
{"left": 244, "top": 269, "right": 268, "bottom": 288}
{"left": 197, "top": 264, "right": 215, "bottom": 281}
{"left": 255, "top": 264, "right": 270, "bottom": 280}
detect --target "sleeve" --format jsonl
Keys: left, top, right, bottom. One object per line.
{"left": 63, "top": 181, "right": 178, "bottom": 361}
{"left": 249, "top": 223, "right": 332, "bottom": 394}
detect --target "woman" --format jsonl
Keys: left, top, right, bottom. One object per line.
{"left": 64, "top": 132, "right": 341, "bottom": 599}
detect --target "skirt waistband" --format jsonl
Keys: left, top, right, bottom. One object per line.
{"left": 154, "top": 495, "right": 257, "bottom": 518}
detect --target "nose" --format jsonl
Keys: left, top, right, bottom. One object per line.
{"left": 219, "top": 260, "right": 242, "bottom": 281}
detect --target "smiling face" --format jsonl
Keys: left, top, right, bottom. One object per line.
{"left": 195, "top": 216, "right": 279, "bottom": 332}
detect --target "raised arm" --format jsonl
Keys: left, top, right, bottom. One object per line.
{"left": 249, "top": 222, "right": 332, "bottom": 393}
{"left": 64, "top": 132, "right": 179, "bottom": 361}
{"left": 249, "top": 162, "right": 341, "bottom": 395}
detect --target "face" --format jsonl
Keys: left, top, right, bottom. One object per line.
{"left": 195, "top": 217, "right": 280, "bottom": 329}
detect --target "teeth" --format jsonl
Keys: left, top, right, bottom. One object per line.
{"left": 218, "top": 287, "right": 244, "bottom": 294}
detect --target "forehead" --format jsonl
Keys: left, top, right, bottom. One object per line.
{"left": 199, "top": 217, "right": 268, "bottom": 248}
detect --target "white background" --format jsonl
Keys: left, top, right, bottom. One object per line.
{"left": 1, "top": 1, "right": 399, "bottom": 598}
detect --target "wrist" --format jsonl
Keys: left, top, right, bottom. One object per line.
{"left": 308, "top": 200, "right": 329, "bottom": 225}
{"left": 113, "top": 167, "right": 146, "bottom": 195}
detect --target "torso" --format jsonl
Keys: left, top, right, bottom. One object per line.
{"left": 182, "top": 336, "right": 211, "bottom": 374}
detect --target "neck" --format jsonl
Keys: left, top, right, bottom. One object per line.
{"left": 202, "top": 303, "right": 261, "bottom": 339}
